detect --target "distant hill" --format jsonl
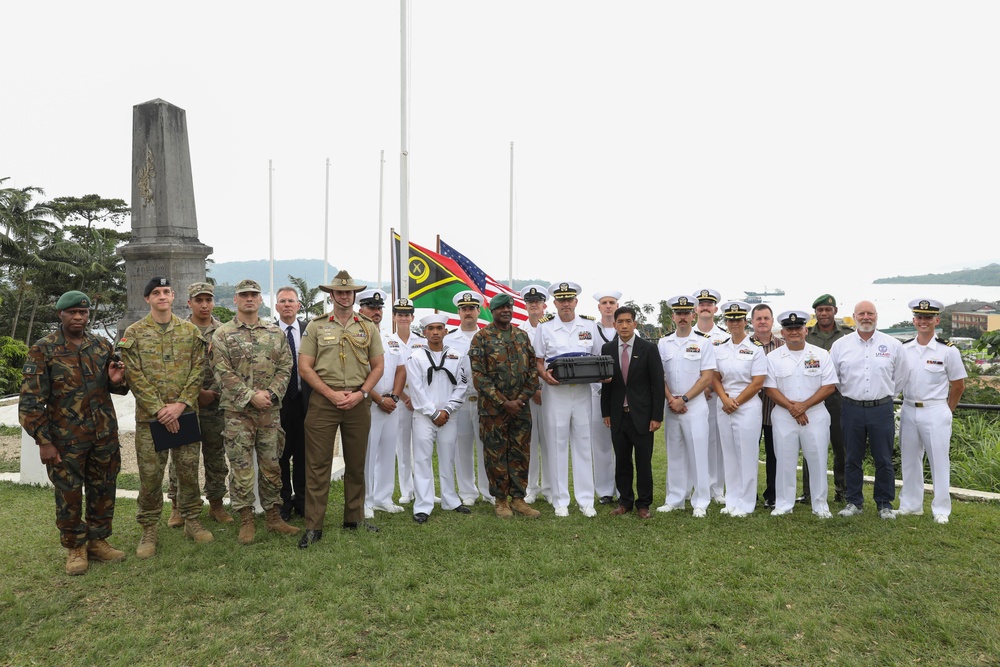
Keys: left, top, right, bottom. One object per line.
{"left": 874, "top": 263, "right": 1000, "bottom": 286}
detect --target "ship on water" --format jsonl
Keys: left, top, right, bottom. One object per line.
{"left": 744, "top": 287, "right": 786, "bottom": 297}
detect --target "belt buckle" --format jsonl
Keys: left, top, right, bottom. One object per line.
{"left": 469, "top": 395, "right": 478, "bottom": 402}
{"left": 915, "top": 401, "right": 924, "bottom": 408}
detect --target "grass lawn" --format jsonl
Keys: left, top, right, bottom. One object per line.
{"left": 1, "top": 439, "right": 998, "bottom": 667}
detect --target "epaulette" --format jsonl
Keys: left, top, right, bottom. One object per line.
{"left": 357, "top": 312, "right": 375, "bottom": 323}
{"left": 447, "top": 327, "right": 457, "bottom": 334}
{"left": 937, "top": 337, "right": 954, "bottom": 347}
{"left": 752, "top": 338, "right": 763, "bottom": 347}
{"left": 579, "top": 314, "right": 596, "bottom": 321}
{"left": 901, "top": 337, "right": 915, "bottom": 345}
{"left": 693, "top": 330, "right": 710, "bottom": 338}
{"left": 312, "top": 312, "right": 330, "bottom": 322}
{"left": 539, "top": 313, "right": 555, "bottom": 323}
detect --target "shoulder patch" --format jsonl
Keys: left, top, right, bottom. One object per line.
{"left": 936, "top": 337, "right": 954, "bottom": 347}
{"left": 22, "top": 362, "right": 39, "bottom": 375}
{"left": 579, "top": 314, "right": 595, "bottom": 321}
{"left": 116, "top": 338, "right": 134, "bottom": 349}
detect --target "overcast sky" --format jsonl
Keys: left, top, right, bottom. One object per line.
{"left": 4, "top": 1, "right": 998, "bottom": 315}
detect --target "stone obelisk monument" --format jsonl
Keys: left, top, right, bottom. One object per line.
{"left": 118, "top": 99, "right": 213, "bottom": 332}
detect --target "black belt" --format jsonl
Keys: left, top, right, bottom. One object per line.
{"left": 842, "top": 395, "right": 892, "bottom": 408}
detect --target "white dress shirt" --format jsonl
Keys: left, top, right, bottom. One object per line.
{"left": 901, "top": 337, "right": 966, "bottom": 402}
{"left": 830, "top": 330, "right": 907, "bottom": 401}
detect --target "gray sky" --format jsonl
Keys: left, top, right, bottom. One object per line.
{"left": 4, "top": 1, "right": 998, "bottom": 315}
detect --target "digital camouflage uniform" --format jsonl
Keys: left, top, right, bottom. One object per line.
{"left": 118, "top": 314, "right": 207, "bottom": 525}
{"left": 469, "top": 322, "right": 539, "bottom": 499}
{"left": 20, "top": 328, "right": 129, "bottom": 548}
{"left": 167, "top": 316, "right": 228, "bottom": 502}
{"left": 212, "top": 317, "right": 292, "bottom": 512}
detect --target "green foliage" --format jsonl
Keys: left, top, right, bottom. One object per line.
{"left": 212, "top": 306, "right": 234, "bottom": 323}
{"left": 287, "top": 275, "right": 324, "bottom": 317}
{"left": 874, "top": 262, "right": 1000, "bottom": 285}
{"left": 0, "top": 335, "right": 29, "bottom": 395}
{"left": 657, "top": 299, "right": 675, "bottom": 336}
{"left": 974, "top": 330, "right": 1000, "bottom": 358}
{"left": 951, "top": 412, "right": 1000, "bottom": 493}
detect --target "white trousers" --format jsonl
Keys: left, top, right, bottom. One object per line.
{"left": 664, "top": 396, "right": 710, "bottom": 510}
{"left": 716, "top": 395, "right": 763, "bottom": 514}
{"left": 411, "top": 412, "right": 460, "bottom": 515}
{"left": 453, "top": 398, "right": 490, "bottom": 502}
{"left": 541, "top": 382, "right": 595, "bottom": 510}
{"left": 899, "top": 404, "right": 952, "bottom": 517}
{"left": 772, "top": 406, "right": 831, "bottom": 514}
{"left": 526, "top": 399, "right": 549, "bottom": 499}
{"left": 365, "top": 405, "right": 400, "bottom": 509}
{"left": 396, "top": 405, "right": 415, "bottom": 499}
{"left": 591, "top": 390, "right": 617, "bottom": 498}
{"left": 706, "top": 395, "right": 725, "bottom": 498}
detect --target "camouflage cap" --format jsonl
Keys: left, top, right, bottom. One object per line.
{"left": 235, "top": 279, "right": 262, "bottom": 294}
{"left": 55, "top": 290, "right": 90, "bottom": 310}
{"left": 187, "top": 282, "right": 214, "bottom": 298}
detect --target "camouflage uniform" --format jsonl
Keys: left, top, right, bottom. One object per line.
{"left": 212, "top": 317, "right": 292, "bottom": 512}
{"left": 118, "top": 314, "right": 206, "bottom": 525}
{"left": 167, "top": 316, "right": 228, "bottom": 503}
{"left": 469, "top": 322, "right": 539, "bottom": 499}
{"left": 19, "top": 328, "right": 129, "bottom": 548}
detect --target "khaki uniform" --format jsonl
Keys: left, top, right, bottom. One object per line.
{"left": 20, "top": 329, "right": 128, "bottom": 548}
{"left": 300, "top": 312, "right": 384, "bottom": 528}
{"left": 212, "top": 317, "right": 292, "bottom": 512}
{"left": 118, "top": 314, "right": 206, "bottom": 525}
{"left": 168, "top": 316, "right": 228, "bottom": 502}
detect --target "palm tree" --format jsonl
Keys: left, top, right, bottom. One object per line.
{"left": 288, "top": 275, "right": 324, "bottom": 317}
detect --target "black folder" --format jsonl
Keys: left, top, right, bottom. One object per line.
{"left": 149, "top": 412, "right": 202, "bottom": 452}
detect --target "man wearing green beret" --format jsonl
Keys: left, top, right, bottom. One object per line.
{"left": 804, "top": 294, "right": 852, "bottom": 504}
{"left": 19, "top": 290, "right": 130, "bottom": 575}
{"left": 468, "top": 293, "right": 541, "bottom": 518}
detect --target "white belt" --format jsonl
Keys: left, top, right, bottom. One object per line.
{"left": 903, "top": 399, "right": 946, "bottom": 408}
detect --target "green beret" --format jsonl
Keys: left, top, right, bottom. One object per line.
{"left": 489, "top": 293, "right": 514, "bottom": 311}
{"left": 55, "top": 291, "right": 91, "bottom": 310}
{"left": 812, "top": 294, "right": 837, "bottom": 309}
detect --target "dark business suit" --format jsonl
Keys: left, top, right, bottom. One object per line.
{"left": 279, "top": 319, "right": 311, "bottom": 517}
{"left": 600, "top": 335, "right": 665, "bottom": 510}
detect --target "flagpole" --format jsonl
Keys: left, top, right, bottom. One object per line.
{"left": 390, "top": 226, "right": 397, "bottom": 333}
{"left": 377, "top": 149, "right": 385, "bottom": 290}
{"left": 324, "top": 157, "right": 330, "bottom": 286}
{"left": 508, "top": 141, "right": 514, "bottom": 288}
{"left": 399, "top": 0, "right": 411, "bottom": 302}
{"left": 268, "top": 159, "right": 274, "bottom": 312}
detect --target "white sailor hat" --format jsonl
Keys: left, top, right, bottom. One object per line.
{"left": 720, "top": 300, "right": 751, "bottom": 319}
{"left": 695, "top": 288, "right": 721, "bottom": 303}
{"left": 452, "top": 291, "right": 484, "bottom": 308}
{"left": 520, "top": 284, "right": 548, "bottom": 302}
{"left": 419, "top": 313, "right": 450, "bottom": 328}
{"left": 548, "top": 282, "right": 582, "bottom": 300}
{"left": 667, "top": 295, "right": 698, "bottom": 311}
{"left": 909, "top": 298, "right": 943, "bottom": 316}
{"left": 777, "top": 310, "right": 809, "bottom": 328}
{"left": 592, "top": 289, "right": 622, "bottom": 301}
{"left": 356, "top": 289, "right": 387, "bottom": 308}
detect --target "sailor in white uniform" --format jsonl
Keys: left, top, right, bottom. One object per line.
{"left": 693, "top": 288, "right": 730, "bottom": 505}
{"left": 518, "top": 284, "right": 551, "bottom": 504}
{"left": 591, "top": 288, "right": 621, "bottom": 505}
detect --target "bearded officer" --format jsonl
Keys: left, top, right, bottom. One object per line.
{"left": 897, "top": 298, "right": 966, "bottom": 524}
{"left": 534, "top": 281, "right": 602, "bottom": 517}
{"left": 591, "top": 288, "right": 621, "bottom": 505}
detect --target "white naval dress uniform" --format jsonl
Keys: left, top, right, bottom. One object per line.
{"left": 898, "top": 337, "right": 966, "bottom": 518}
{"left": 764, "top": 344, "right": 838, "bottom": 515}
{"left": 445, "top": 328, "right": 492, "bottom": 504}
{"left": 393, "top": 332, "right": 422, "bottom": 502}
{"left": 364, "top": 329, "right": 405, "bottom": 512}
{"left": 534, "top": 315, "right": 602, "bottom": 512}
{"left": 591, "top": 322, "right": 618, "bottom": 500}
{"left": 697, "top": 325, "right": 730, "bottom": 501}
{"left": 714, "top": 336, "right": 767, "bottom": 514}
{"left": 519, "top": 318, "right": 549, "bottom": 502}
{"left": 658, "top": 333, "right": 717, "bottom": 511}
{"left": 406, "top": 345, "right": 471, "bottom": 516}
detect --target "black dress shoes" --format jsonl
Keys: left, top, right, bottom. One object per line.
{"left": 413, "top": 512, "right": 429, "bottom": 524}
{"left": 599, "top": 496, "right": 614, "bottom": 505}
{"left": 795, "top": 495, "right": 811, "bottom": 505}
{"left": 453, "top": 506, "right": 472, "bottom": 515}
{"left": 298, "top": 529, "right": 322, "bottom": 549}
{"left": 343, "top": 521, "right": 380, "bottom": 532}
{"left": 279, "top": 503, "right": 293, "bottom": 522}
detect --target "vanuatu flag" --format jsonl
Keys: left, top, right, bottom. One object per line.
{"left": 391, "top": 232, "right": 491, "bottom": 320}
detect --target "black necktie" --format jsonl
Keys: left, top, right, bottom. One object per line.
{"left": 286, "top": 325, "right": 299, "bottom": 400}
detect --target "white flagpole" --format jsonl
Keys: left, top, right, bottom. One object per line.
{"left": 400, "top": 0, "right": 411, "bottom": 301}
{"left": 268, "top": 159, "right": 274, "bottom": 311}
{"left": 324, "top": 157, "right": 330, "bottom": 286}
{"left": 508, "top": 141, "right": 514, "bottom": 288}
{"left": 377, "top": 149, "right": 385, "bottom": 290}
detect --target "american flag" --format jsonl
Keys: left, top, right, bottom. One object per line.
{"left": 439, "top": 239, "right": 529, "bottom": 327}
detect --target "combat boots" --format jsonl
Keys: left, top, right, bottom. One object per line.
{"left": 136, "top": 525, "right": 158, "bottom": 559}
{"left": 510, "top": 498, "right": 541, "bottom": 518}
{"left": 238, "top": 507, "right": 256, "bottom": 545}
{"left": 265, "top": 507, "right": 301, "bottom": 536}
{"left": 208, "top": 498, "right": 234, "bottom": 524}
{"left": 167, "top": 503, "right": 184, "bottom": 528}
{"left": 66, "top": 545, "right": 89, "bottom": 576}
{"left": 184, "top": 518, "right": 214, "bottom": 543}
{"left": 495, "top": 499, "right": 514, "bottom": 519}
{"left": 87, "top": 539, "right": 126, "bottom": 563}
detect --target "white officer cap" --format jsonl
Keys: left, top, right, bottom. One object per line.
{"left": 419, "top": 314, "right": 450, "bottom": 328}
{"left": 777, "top": 310, "right": 810, "bottom": 328}
{"left": 592, "top": 289, "right": 622, "bottom": 301}
{"left": 452, "top": 291, "right": 484, "bottom": 308}
{"left": 548, "top": 282, "right": 582, "bottom": 300}
{"left": 720, "top": 301, "right": 751, "bottom": 320}
{"left": 520, "top": 284, "right": 548, "bottom": 302}
{"left": 666, "top": 295, "right": 698, "bottom": 311}
{"left": 695, "top": 288, "right": 721, "bottom": 303}
{"left": 909, "top": 298, "right": 943, "bottom": 316}
{"left": 356, "top": 289, "right": 387, "bottom": 308}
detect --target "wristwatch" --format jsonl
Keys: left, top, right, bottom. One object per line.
{"left": 681, "top": 395, "right": 689, "bottom": 403}
{"left": 360, "top": 390, "right": 369, "bottom": 399}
